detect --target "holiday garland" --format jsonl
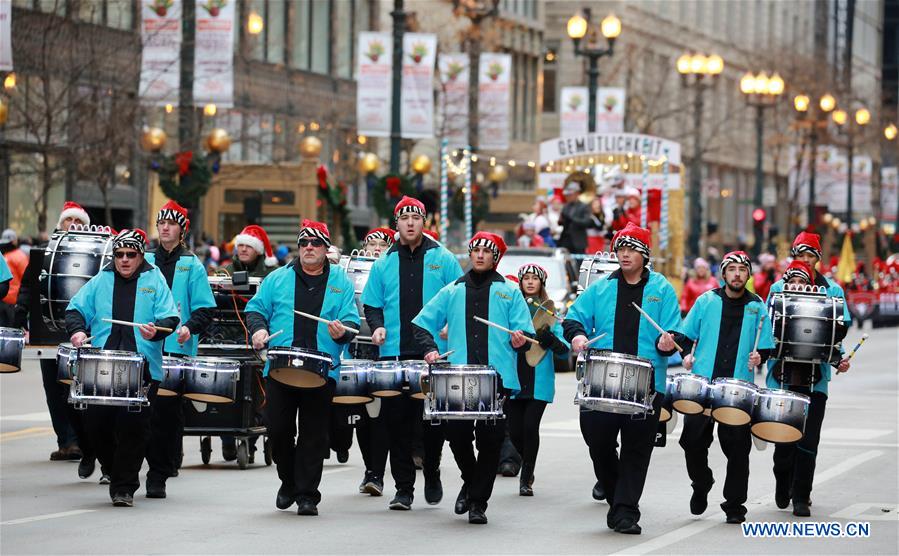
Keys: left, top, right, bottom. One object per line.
{"left": 154, "top": 151, "right": 214, "bottom": 208}
{"left": 316, "top": 165, "right": 356, "bottom": 250}
{"left": 451, "top": 183, "right": 490, "bottom": 225}
{"left": 372, "top": 173, "right": 416, "bottom": 220}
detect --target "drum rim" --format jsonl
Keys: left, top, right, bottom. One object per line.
{"left": 75, "top": 347, "right": 146, "bottom": 361}
{"left": 429, "top": 364, "right": 497, "bottom": 373}
{"left": 268, "top": 347, "right": 332, "bottom": 362}
{"left": 585, "top": 349, "right": 653, "bottom": 368}
{"left": 710, "top": 377, "right": 759, "bottom": 389}
{"left": 756, "top": 388, "right": 811, "bottom": 402}
{"left": 0, "top": 327, "right": 27, "bottom": 337}
{"left": 671, "top": 372, "right": 710, "bottom": 383}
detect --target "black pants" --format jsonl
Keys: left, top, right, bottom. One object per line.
{"left": 146, "top": 394, "right": 184, "bottom": 483}
{"left": 579, "top": 395, "right": 662, "bottom": 524}
{"left": 40, "top": 359, "right": 78, "bottom": 449}
{"left": 678, "top": 413, "right": 752, "bottom": 516}
{"left": 369, "top": 395, "right": 418, "bottom": 493}
{"left": 265, "top": 377, "right": 334, "bottom": 504}
{"left": 329, "top": 403, "right": 375, "bottom": 471}
{"left": 772, "top": 387, "right": 827, "bottom": 504}
{"left": 506, "top": 398, "right": 547, "bottom": 478}
{"left": 445, "top": 418, "right": 504, "bottom": 509}
{"left": 85, "top": 383, "right": 158, "bottom": 498}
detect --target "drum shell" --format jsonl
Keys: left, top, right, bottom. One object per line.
{"left": 70, "top": 348, "right": 147, "bottom": 406}
{"left": 344, "top": 256, "right": 376, "bottom": 339}
{"left": 40, "top": 230, "right": 113, "bottom": 330}
{"left": 56, "top": 343, "right": 77, "bottom": 384}
{"left": 403, "top": 361, "right": 429, "bottom": 400}
{"left": 658, "top": 378, "right": 674, "bottom": 423}
{"left": 577, "top": 349, "right": 653, "bottom": 415}
{"left": 708, "top": 378, "right": 759, "bottom": 426}
{"left": 751, "top": 388, "right": 809, "bottom": 444}
{"left": 368, "top": 362, "right": 405, "bottom": 397}
{"left": 267, "top": 347, "right": 333, "bottom": 389}
{"left": 159, "top": 357, "right": 186, "bottom": 397}
{"left": 183, "top": 357, "right": 240, "bottom": 404}
{"left": 670, "top": 373, "right": 710, "bottom": 415}
{"left": 425, "top": 365, "right": 502, "bottom": 420}
{"left": 577, "top": 254, "right": 620, "bottom": 294}
{"left": 333, "top": 360, "right": 372, "bottom": 404}
{"left": 0, "top": 327, "right": 26, "bottom": 373}
{"left": 771, "top": 292, "right": 844, "bottom": 364}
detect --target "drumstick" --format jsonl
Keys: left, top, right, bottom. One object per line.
{"left": 750, "top": 314, "right": 766, "bottom": 372}
{"left": 584, "top": 333, "right": 607, "bottom": 347}
{"left": 355, "top": 336, "right": 373, "bottom": 342}
{"left": 102, "top": 318, "right": 173, "bottom": 333}
{"left": 631, "top": 302, "right": 683, "bottom": 353}
{"left": 293, "top": 310, "right": 360, "bottom": 334}
{"left": 264, "top": 329, "right": 283, "bottom": 343}
{"left": 526, "top": 297, "right": 563, "bottom": 321}
{"left": 84, "top": 335, "right": 94, "bottom": 343}
{"left": 436, "top": 349, "right": 455, "bottom": 360}
{"left": 472, "top": 316, "right": 539, "bottom": 345}
{"left": 845, "top": 334, "right": 868, "bottom": 361}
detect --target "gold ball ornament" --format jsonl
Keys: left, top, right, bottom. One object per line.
{"left": 488, "top": 164, "right": 509, "bottom": 183}
{"left": 358, "top": 152, "right": 380, "bottom": 175}
{"left": 0, "top": 98, "right": 7, "bottom": 126}
{"left": 411, "top": 154, "right": 432, "bottom": 175}
{"left": 140, "top": 127, "right": 167, "bottom": 152}
{"left": 859, "top": 219, "right": 869, "bottom": 232}
{"left": 299, "top": 136, "right": 323, "bottom": 158}
{"left": 205, "top": 128, "right": 231, "bottom": 153}
{"left": 821, "top": 213, "right": 833, "bottom": 224}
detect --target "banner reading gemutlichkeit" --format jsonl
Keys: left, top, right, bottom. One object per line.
{"left": 193, "top": 0, "right": 234, "bottom": 107}
{"left": 357, "top": 32, "right": 392, "bottom": 138}
{"left": 139, "top": 0, "right": 181, "bottom": 106}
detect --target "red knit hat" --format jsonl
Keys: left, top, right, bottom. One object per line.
{"left": 394, "top": 196, "right": 426, "bottom": 219}
{"left": 235, "top": 224, "right": 277, "bottom": 267}
{"left": 783, "top": 260, "right": 813, "bottom": 284}
{"left": 364, "top": 227, "right": 395, "bottom": 246}
{"left": 791, "top": 231, "right": 822, "bottom": 260}
{"left": 611, "top": 222, "right": 652, "bottom": 259}
{"left": 297, "top": 218, "right": 331, "bottom": 247}
{"left": 468, "top": 231, "right": 507, "bottom": 264}
{"left": 57, "top": 201, "right": 90, "bottom": 230}
{"left": 156, "top": 200, "right": 190, "bottom": 234}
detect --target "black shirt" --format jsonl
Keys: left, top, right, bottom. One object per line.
{"left": 464, "top": 269, "right": 499, "bottom": 365}
{"left": 292, "top": 263, "right": 329, "bottom": 350}
{"left": 154, "top": 244, "right": 183, "bottom": 288}
{"left": 612, "top": 269, "right": 648, "bottom": 357}
{"left": 712, "top": 288, "right": 751, "bottom": 379}
{"left": 397, "top": 240, "right": 426, "bottom": 356}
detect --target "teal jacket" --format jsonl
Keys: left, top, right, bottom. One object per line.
{"left": 515, "top": 300, "right": 568, "bottom": 403}
{"left": 0, "top": 255, "right": 11, "bottom": 283}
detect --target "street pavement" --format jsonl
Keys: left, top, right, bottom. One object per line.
{"left": 1, "top": 326, "right": 896, "bottom": 554}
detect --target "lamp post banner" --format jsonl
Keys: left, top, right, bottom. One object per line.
{"left": 357, "top": 32, "right": 393, "bottom": 137}
{"left": 0, "top": 1, "right": 12, "bottom": 72}
{"left": 400, "top": 33, "right": 437, "bottom": 138}
{"left": 193, "top": 0, "right": 235, "bottom": 107}
{"left": 595, "top": 87, "right": 626, "bottom": 133}
{"left": 560, "top": 87, "right": 589, "bottom": 137}
{"left": 539, "top": 133, "right": 681, "bottom": 166}
{"left": 478, "top": 53, "right": 511, "bottom": 150}
{"left": 438, "top": 53, "right": 469, "bottom": 148}
{"left": 882, "top": 167, "right": 898, "bottom": 224}
{"left": 139, "top": 0, "right": 181, "bottom": 106}
{"left": 827, "top": 155, "right": 873, "bottom": 216}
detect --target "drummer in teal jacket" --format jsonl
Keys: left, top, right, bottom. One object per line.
{"left": 562, "top": 222, "right": 681, "bottom": 535}
{"left": 65, "top": 229, "right": 180, "bottom": 508}
{"left": 676, "top": 251, "right": 775, "bottom": 525}
{"left": 244, "top": 219, "right": 359, "bottom": 517}
{"left": 764, "top": 234, "right": 851, "bottom": 519}
{"left": 412, "top": 231, "right": 534, "bottom": 526}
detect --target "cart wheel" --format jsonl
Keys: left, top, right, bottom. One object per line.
{"left": 237, "top": 440, "right": 249, "bottom": 470}
{"left": 264, "top": 437, "right": 273, "bottom": 466}
{"left": 200, "top": 436, "right": 212, "bottom": 465}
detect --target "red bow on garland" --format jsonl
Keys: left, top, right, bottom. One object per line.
{"left": 175, "top": 151, "right": 193, "bottom": 177}
{"left": 386, "top": 176, "right": 401, "bottom": 197}
{"left": 316, "top": 165, "right": 329, "bottom": 190}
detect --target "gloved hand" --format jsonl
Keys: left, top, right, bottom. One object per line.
{"left": 536, "top": 326, "right": 556, "bottom": 349}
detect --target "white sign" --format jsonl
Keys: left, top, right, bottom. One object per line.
{"left": 826, "top": 155, "right": 873, "bottom": 216}
{"left": 193, "top": 0, "right": 235, "bottom": 107}
{"left": 539, "top": 133, "right": 681, "bottom": 166}
{"left": 478, "top": 53, "right": 511, "bottom": 151}
{"left": 0, "top": 1, "right": 12, "bottom": 72}
{"left": 882, "top": 167, "right": 898, "bottom": 224}
{"left": 356, "top": 32, "right": 392, "bottom": 137}
{"left": 595, "top": 87, "right": 625, "bottom": 133}
{"left": 139, "top": 0, "right": 181, "bottom": 106}
{"left": 559, "top": 87, "right": 588, "bottom": 137}
{"left": 438, "top": 53, "right": 469, "bottom": 148}
{"left": 400, "top": 33, "right": 437, "bottom": 138}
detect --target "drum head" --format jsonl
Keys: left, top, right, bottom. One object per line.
{"left": 751, "top": 422, "right": 803, "bottom": 444}
{"left": 659, "top": 407, "right": 672, "bottom": 423}
{"left": 333, "top": 395, "right": 373, "bottom": 405}
{"left": 410, "top": 392, "right": 427, "bottom": 400}
{"left": 157, "top": 388, "right": 180, "bottom": 397}
{"left": 0, "top": 363, "right": 21, "bottom": 373}
{"left": 712, "top": 407, "right": 752, "bottom": 426}
{"left": 371, "top": 389, "right": 402, "bottom": 398}
{"left": 673, "top": 399, "right": 705, "bottom": 415}
{"left": 270, "top": 368, "right": 327, "bottom": 389}
{"left": 184, "top": 392, "right": 234, "bottom": 404}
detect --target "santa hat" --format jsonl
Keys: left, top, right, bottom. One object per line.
{"left": 112, "top": 228, "right": 147, "bottom": 253}
{"left": 234, "top": 224, "right": 277, "bottom": 267}
{"left": 297, "top": 218, "right": 331, "bottom": 247}
{"left": 505, "top": 274, "right": 519, "bottom": 284}
{"left": 518, "top": 263, "right": 548, "bottom": 284}
{"left": 720, "top": 250, "right": 752, "bottom": 273}
{"left": 57, "top": 201, "right": 90, "bottom": 230}
{"left": 156, "top": 200, "right": 190, "bottom": 234}
{"left": 783, "top": 260, "right": 813, "bottom": 284}
{"left": 364, "top": 227, "right": 395, "bottom": 247}
{"left": 791, "top": 231, "right": 822, "bottom": 260}
{"left": 759, "top": 253, "right": 776, "bottom": 266}
{"left": 423, "top": 229, "right": 440, "bottom": 242}
{"left": 394, "top": 196, "right": 426, "bottom": 219}
{"left": 468, "top": 231, "right": 507, "bottom": 265}
{"left": 611, "top": 222, "right": 651, "bottom": 259}
{"left": 693, "top": 257, "right": 710, "bottom": 270}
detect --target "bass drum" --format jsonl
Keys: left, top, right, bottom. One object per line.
{"left": 770, "top": 287, "right": 846, "bottom": 364}
{"left": 577, "top": 252, "right": 619, "bottom": 294}
{"left": 40, "top": 226, "right": 114, "bottom": 330}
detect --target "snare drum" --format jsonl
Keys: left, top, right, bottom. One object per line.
{"left": 575, "top": 349, "right": 654, "bottom": 415}
{"left": 423, "top": 364, "right": 503, "bottom": 421}
{"left": 334, "top": 359, "right": 373, "bottom": 404}
{"left": 577, "top": 252, "right": 620, "bottom": 294}
{"left": 368, "top": 361, "right": 405, "bottom": 397}
{"left": 341, "top": 254, "right": 377, "bottom": 340}
{"left": 267, "top": 347, "right": 333, "bottom": 388}
{"left": 56, "top": 343, "right": 77, "bottom": 384}
{"left": 182, "top": 357, "right": 240, "bottom": 403}
{"left": 69, "top": 348, "right": 149, "bottom": 408}
{"left": 670, "top": 373, "right": 710, "bottom": 415}
{"left": 158, "top": 357, "right": 185, "bottom": 397}
{"left": 658, "top": 377, "right": 674, "bottom": 423}
{"left": 708, "top": 378, "right": 759, "bottom": 426}
{"left": 751, "top": 388, "right": 810, "bottom": 444}
{"left": 403, "top": 361, "right": 429, "bottom": 400}
{"left": 0, "top": 327, "right": 26, "bottom": 373}
{"left": 770, "top": 288, "right": 846, "bottom": 364}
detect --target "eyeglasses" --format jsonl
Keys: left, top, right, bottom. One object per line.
{"left": 114, "top": 251, "right": 140, "bottom": 259}
{"left": 298, "top": 238, "right": 326, "bottom": 248}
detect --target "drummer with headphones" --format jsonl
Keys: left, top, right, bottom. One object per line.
{"left": 246, "top": 219, "right": 359, "bottom": 516}
{"left": 765, "top": 234, "right": 850, "bottom": 518}
{"left": 65, "top": 229, "right": 180, "bottom": 507}
{"left": 361, "top": 198, "right": 463, "bottom": 510}
{"left": 412, "top": 232, "right": 534, "bottom": 525}
{"left": 143, "top": 201, "right": 216, "bottom": 499}
{"left": 677, "top": 251, "right": 774, "bottom": 524}
{"left": 563, "top": 223, "right": 681, "bottom": 535}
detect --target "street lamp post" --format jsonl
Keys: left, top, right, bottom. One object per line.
{"left": 793, "top": 93, "right": 836, "bottom": 230}
{"left": 566, "top": 9, "right": 621, "bottom": 133}
{"left": 832, "top": 106, "right": 870, "bottom": 227}
{"left": 389, "top": 0, "right": 405, "bottom": 174}
{"left": 677, "top": 52, "right": 723, "bottom": 257}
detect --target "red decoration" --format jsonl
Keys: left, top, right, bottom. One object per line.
{"left": 316, "top": 165, "right": 329, "bottom": 190}
{"left": 386, "top": 176, "right": 401, "bottom": 197}
{"left": 175, "top": 151, "right": 194, "bottom": 176}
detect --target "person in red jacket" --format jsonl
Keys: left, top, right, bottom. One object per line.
{"left": 680, "top": 257, "right": 719, "bottom": 315}
{"left": 752, "top": 253, "right": 778, "bottom": 301}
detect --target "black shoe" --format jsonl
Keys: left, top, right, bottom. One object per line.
{"left": 78, "top": 458, "right": 96, "bottom": 479}
{"left": 359, "top": 472, "right": 371, "bottom": 494}
{"left": 690, "top": 481, "right": 714, "bottom": 515}
{"left": 500, "top": 462, "right": 519, "bottom": 477}
{"left": 171, "top": 469, "right": 179, "bottom": 478}
{"left": 112, "top": 493, "right": 134, "bottom": 507}
{"left": 615, "top": 518, "right": 642, "bottom": 535}
{"left": 468, "top": 505, "right": 488, "bottom": 525}
{"left": 424, "top": 470, "right": 443, "bottom": 505}
{"left": 607, "top": 510, "right": 617, "bottom": 530}
{"left": 99, "top": 474, "right": 111, "bottom": 485}
{"left": 454, "top": 485, "right": 469, "bottom": 515}
{"left": 296, "top": 499, "right": 318, "bottom": 516}
{"left": 725, "top": 512, "right": 746, "bottom": 524}
{"left": 146, "top": 481, "right": 167, "bottom": 499}
{"left": 49, "top": 449, "right": 67, "bottom": 461}
{"left": 63, "top": 445, "right": 83, "bottom": 460}
{"left": 362, "top": 474, "right": 383, "bottom": 497}
{"left": 389, "top": 491, "right": 413, "bottom": 511}
{"left": 276, "top": 485, "right": 296, "bottom": 510}
{"left": 222, "top": 443, "right": 237, "bottom": 462}
{"left": 520, "top": 465, "right": 534, "bottom": 496}
{"left": 336, "top": 449, "right": 349, "bottom": 464}
{"left": 775, "top": 478, "right": 790, "bottom": 509}
{"left": 519, "top": 484, "right": 534, "bottom": 496}
{"left": 592, "top": 481, "right": 606, "bottom": 501}
{"left": 792, "top": 501, "right": 811, "bottom": 517}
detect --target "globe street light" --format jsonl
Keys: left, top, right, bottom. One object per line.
{"left": 567, "top": 8, "right": 620, "bottom": 133}
{"left": 832, "top": 103, "right": 870, "bottom": 226}
{"left": 794, "top": 92, "right": 835, "bottom": 228}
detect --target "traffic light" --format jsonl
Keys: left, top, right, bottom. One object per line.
{"left": 752, "top": 208, "right": 766, "bottom": 256}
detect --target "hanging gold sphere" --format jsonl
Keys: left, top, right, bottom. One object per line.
{"left": 859, "top": 219, "right": 869, "bottom": 232}
{"left": 140, "top": 127, "right": 167, "bottom": 152}
{"left": 299, "top": 136, "right": 323, "bottom": 158}
{"left": 205, "top": 128, "right": 231, "bottom": 153}
{"left": 0, "top": 98, "right": 7, "bottom": 126}
{"left": 358, "top": 152, "right": 380, "bottom": 175}
{"left": 821, "top": 213, "right": 833, "bottom": 224}
{"left": 488, "top": 164, "right": 509, "bottom": 183}
{"left": 411, "top": 154, "right": 432, "bottom": 175}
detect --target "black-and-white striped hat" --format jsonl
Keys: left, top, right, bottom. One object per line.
{"left": 113, "top": 229, "right": 147, "bottom": 253}
{"left": 297, "top": 218, "right": 331, "bottom": 247}
{"left": 518, "top": 263, "right": 548, "bottom": 284}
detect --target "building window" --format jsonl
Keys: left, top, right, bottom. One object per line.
{"left": 310, "top": 0, "right": 331, "bottom": 74}
{"left": 290, "top": 0, "right": 311, "bottom": 70}
{"left": 335, "top": 0, "right": 354, "bottom": 78}
{"left": 248, "top": 0, "right": 265, "bottom": 61}
{"left": 106, "top": 0, "right": 133, "bottom": 30}
{"left": 542, "top": 41, "right": 557, "bottom": 113}
{"left": 266, "top": 0, "right": 286, "bottom": 64}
